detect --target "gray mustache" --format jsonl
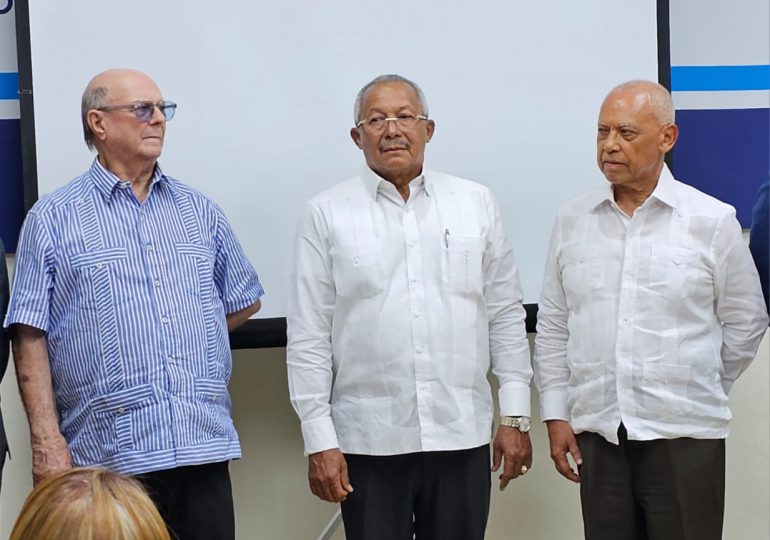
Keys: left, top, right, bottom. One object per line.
{"left": 379, "top": 140, "right": 409, "bottom": 151}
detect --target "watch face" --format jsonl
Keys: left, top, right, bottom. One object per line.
{"left": 519, "top": 417, "right": 531, "bottom": 432}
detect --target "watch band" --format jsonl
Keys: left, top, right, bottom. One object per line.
{"left": 500, "top": 416, "right": 531, "bottom": 433}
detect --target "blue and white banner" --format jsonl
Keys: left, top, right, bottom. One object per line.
{"left": 670, "top": 0, "right": 769, "bottom": 227}
{"left": 1, "top": 0, "right": 25, "bottom": 252}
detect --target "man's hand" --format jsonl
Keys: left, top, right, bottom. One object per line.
{"left": 308, "top": 448, "right": 354, "bottom": 502}
{"left": 491, "top": 425, "right": 532, "bottom": 491}
{"left": 545, "top": 419, "right": 582, "bottom": 483}
{"left": 31, "top": 433, "right": 73, "bottom": 485}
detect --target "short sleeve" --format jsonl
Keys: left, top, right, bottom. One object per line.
{"left": 212, "top": 205, "right": 263, "bottom": 313}
{"left": 4, "top": 212, "right": 56, "bottom": 332}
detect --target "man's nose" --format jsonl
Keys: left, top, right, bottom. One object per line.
{"left": 149, "top": 104, "right": 166, "bottom": 124}
{"left": 603, "top": 131, "right": 620, "bottom": 151}
{"left": 384, "top": 118, "right": 402, "bottom": 135}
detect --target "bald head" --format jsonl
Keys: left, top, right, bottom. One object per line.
{"left": 81, "top": 69, "right": 161, "bottom": 150}
{"left": 603, "top": 80, "right": 674, "bottom": 126}
{"left": 596, "top": 79, "right": 678, "bottom": 192}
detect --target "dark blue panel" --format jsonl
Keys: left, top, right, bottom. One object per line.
{"left": 671, "top": 65, "right": 770, "bottom": 91}
{"left": 673, "top": 108, "right": 770, "bottom": 227}
{"left": 0, "top": 118, "right": 24, "bottom": 251}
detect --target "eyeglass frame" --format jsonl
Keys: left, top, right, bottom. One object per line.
{"left": 95, "top": 100, "right": 177, "bottom": 122}
{"left": 355, "top": 114, "right": 429, "bottom": 131}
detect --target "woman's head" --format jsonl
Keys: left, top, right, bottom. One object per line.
{"left": 10, "top": 467, "right": 170, "bottom": 540}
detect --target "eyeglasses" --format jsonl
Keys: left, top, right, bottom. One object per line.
{"left": 95, "top": 101, "right": 177, "bottom": 122}
{"left": 355, "top": 114, "right": 428, "bottom": 132}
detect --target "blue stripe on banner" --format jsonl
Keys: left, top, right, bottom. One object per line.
{"left": 673, "top": 108, "right": 770, "bottom": 227}
{"left": 0, "top": 72, "right": 19, "bottom": 100}
{"left": 671, "top": 65, "right": 770, "bottom": 92}
{"left": 0, "top": 118, "right": 25, "bottom": 251}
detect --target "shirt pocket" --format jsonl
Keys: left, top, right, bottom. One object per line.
{"left": 176, "top": 243, "right": 215, "bottom": 298}
{"left": 639, "top": 363, "right": 693, "bottom": 419}
{"left": 331, "top": 240, "right": 385, "bottom": 298}
{"left": 560, "top": 246, "right": 605, "bottom": 298}
{"left": 442, "top": 236, "right": 484, "bottom": 294}
{"left": 70, "top": 247, "right": 130, "bottom": 309}
{"left": 196, "top": 378, "right": 229, "bottom": 437}
{"left": 648, "top": 245, "right": 701, "bottom": 298}
{"left": 89, "top": 384, "right": 156, "bottom": 454}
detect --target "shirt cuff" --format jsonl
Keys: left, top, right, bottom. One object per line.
{"left": 223, "top": 283, "right": 264, "bottom": 314}
{"left": 538, "top": 389, "right": 570, "bottom": 421}
{"left": 497, "top": 381, "right": 531, "bottom": 417}
{"left": 301, "top": 416, "right": 339, "bottom": 456}
{"left": 3, "top": 309, "right": 48, "bottom": 333}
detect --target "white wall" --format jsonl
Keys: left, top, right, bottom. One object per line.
{"left": 25, "top": 0, "right": 659, "bottom": 310}
{"left": 2, "top": 256, "right": 768, "bottom": 539}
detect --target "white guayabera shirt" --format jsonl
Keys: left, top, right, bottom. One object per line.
{"left": 534, "top": 165, "right": 769, "bottom": 444}
{"left": 287, "top": 167, "right": 532, "bottom": 456}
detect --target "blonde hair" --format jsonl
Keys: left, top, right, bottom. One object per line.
{"left": 10, "top": 468, "right": 170, "bottom": 540}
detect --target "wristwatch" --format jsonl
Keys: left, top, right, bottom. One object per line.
{"left": 500, "top": 416, "right": 531, "bottom": 433}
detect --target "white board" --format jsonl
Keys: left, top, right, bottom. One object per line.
{"left": 27, "top": 1, "right": 658, "bottom": 315}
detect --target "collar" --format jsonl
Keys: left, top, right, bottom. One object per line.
{"left": 360, "top": 166, "right": 429, "bottom": 201}
{"left": 586, "top": 163, "right": 679, "bottom": 212}
{"left": 89, "top": 157, "right": 166, "bottom": 201}
{"left": 647, "top": 163, "right": 678, "bottom": 209}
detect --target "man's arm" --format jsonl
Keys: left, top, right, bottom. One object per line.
{"left": 287, "top": 202, "right": 350, "bottom": 501}
{"left": 481, "top": 191, "right": 533, "bottom": 490}
{"left": 226, "top": 299, "right": 261, "bottom": 332}
{"left": 533, "top": 218, "right": 582, "bottom": 482}
{"left": 12, "top": 324, "right": 72, "bottom": 485}
{"left": 714, "top": 212, "right": 769, "bottom": 394}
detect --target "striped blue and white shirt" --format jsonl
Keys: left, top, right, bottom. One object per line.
{"left": 5, "top": 158, "right": 263, "bottom": 475}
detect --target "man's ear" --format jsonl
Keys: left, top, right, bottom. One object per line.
{"left": 660, "top": 123, "right": 678, "bottom": 154}
{"left": 350, "top": 127, "right": 363, "bottom": 149}
{"left": 425, "top": 119, "right": 435, "bottom": 143}
{"left": 88, "top": 110, "right": 108, "bottom": 143}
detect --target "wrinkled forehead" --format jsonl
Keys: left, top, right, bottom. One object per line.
{"left": 360, "top": 82, "right": 421, "bottom": 113}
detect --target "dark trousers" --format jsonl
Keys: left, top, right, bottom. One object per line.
{"left": 137, "top": 461, "right": 235, "bottom": 540}
{"left": 577, "top": 425, "right": 725, "bottom": 540}
{"left": 341, "top": 444, "right": 491, "bottom": 540}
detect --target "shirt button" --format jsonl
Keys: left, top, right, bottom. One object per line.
{"left": 96, "top": 262, "right": 103, "bottom": 269}
{"left": 353, "top": 256, "right": 359, "bottom": 264}
{"left": 147, "top": 245, "right": 154, "bottom": 252}
{"left": 154, "top": 280, "right": 161, "bottom": 287}
{"left": 162, "top": 316, "right": 169, "bottom": 324}
{"left": 167, "top": 356, "right": 173, "bottom": 362}
{"left": 117, "top": 407, "right": 125, "bottom": 414}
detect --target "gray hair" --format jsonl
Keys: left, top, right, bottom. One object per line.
{"left": 81, "top": 85, "right": 109, "bottom": 150}
{"left": 609, "top": 79, "right": 675, "bottom": 124}
{"left": 353, "top": 74, "right": 429, "bottom": 125}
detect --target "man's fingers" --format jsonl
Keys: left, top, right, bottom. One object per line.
{"left": 491, "top": 444, "right": 502, "bottom": 472}
{"left": 553, "top": 454, "right": 580, "bottom": 483}
{"left": 568, "top": 439, "right": 583, "bottom": 466}
{"left": 340, "top": 460, "right": 354, "bottom": 493}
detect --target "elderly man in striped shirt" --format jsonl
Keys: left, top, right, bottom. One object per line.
{"left": 5, "top": 69, "right": 263, "bottom": 540}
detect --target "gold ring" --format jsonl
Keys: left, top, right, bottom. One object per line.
{"left": 520, "top": 465, "right": 528, "bottom": 474}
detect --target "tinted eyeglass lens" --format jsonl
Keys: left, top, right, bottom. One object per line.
{"left": 134, "top": 103, "right": 156, "bottom": 121}
{"left": 160, "top": 102, "right": 177, "bottom": 120}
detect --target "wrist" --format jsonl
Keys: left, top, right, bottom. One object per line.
{"left": 500, "top": 416, "right": 531, "bottom": 433}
